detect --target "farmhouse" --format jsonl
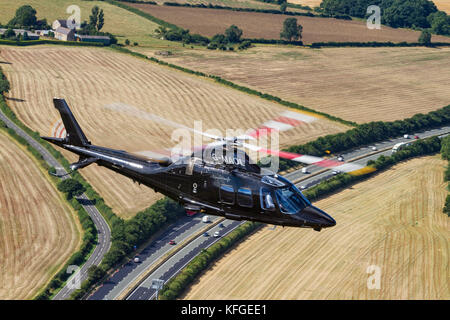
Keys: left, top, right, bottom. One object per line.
{"left": 54, "top": 27, "right": 75, "bottom": 41}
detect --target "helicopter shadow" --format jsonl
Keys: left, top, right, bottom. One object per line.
{"left": 5, "top": 96, "right": 25, "bottom": 102}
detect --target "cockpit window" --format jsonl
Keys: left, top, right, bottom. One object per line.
{"left": 275, "top": 186, "right": 308, "bottom": 215}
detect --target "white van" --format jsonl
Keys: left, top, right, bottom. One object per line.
{"left": 202, "top": 215, "right": 210, "bottom": 223}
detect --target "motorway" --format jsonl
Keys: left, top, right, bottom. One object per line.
{"left": 0, "top": 109, "right": 111, "bottom": 300}
{"left": 89, "top": 125, "right": 450, "bottom": 300}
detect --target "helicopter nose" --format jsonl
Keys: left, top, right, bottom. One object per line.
{"left": 296, "top": 206, "right": 336, "bottom": 228}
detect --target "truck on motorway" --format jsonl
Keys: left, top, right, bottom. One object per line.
{"left": 392, "top": 142, "right": 411, "bottom": 153}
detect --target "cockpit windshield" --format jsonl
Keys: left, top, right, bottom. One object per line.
{"left": 275, "top": 186, "right": 309, "bottom": 215}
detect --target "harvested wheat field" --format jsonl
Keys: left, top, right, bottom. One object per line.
{"left": 0, "top": 46, "right": 347, "bottom": 218}
{"left": 130, "top": 3, "right": 450, "bottom": 44}
{"left": 183, "top": 156, "right": 449, "bottom": 299}
{"left": 433, "top": 0, "right": 450, "bottom": 13}
{"left": 288, "top": 0, "right": 321, "bottom": 8}
{"left": 0, "top": 131, "right": 80, "bottom": 299}
{"left": 153, "top": 46, "right": 450, "bottom": 123}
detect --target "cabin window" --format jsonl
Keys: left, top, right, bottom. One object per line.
{"left": 260, "top": 188, "right": 275, "bottom": 211}
{"left": 275, "top": 186, "right": 307, "bottom": 215}
{"left": 220, "top": 185, "right": 235, "bottom": 205}
{"left": 237, "top": 188, "right": 253, "bottom": 208}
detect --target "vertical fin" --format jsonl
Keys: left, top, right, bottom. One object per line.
{"left": 53, "top": 98, "right": 90, "bottom": 146}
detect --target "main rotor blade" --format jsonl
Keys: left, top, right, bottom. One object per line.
{"left": 104, "top": 102, "right": 255, "bottom": 142}
{"left": 104, "top": 103, "right": 224, "bottom": 140}
{"left": 242, "top": 142, "right": 375, "bottom": 176}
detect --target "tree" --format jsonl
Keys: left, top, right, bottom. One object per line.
{"left": 87, "top": 265, "right": 106, "bottom": 283}
{"left": 381, "top": 0, "right": 437, "bottom": 28}
{"left": 155, "top": 26, "right": 168, "bottom": 38}
{"left": 418, "top": 30, "right": 432, "bottom": 45}
{"left": 428, "top": 11, "right": 450, "bottom": 35}
{"left": 98, "top": 9, "right": 104, "bottom": 31}
{"left": 224, "top": 25, "right": 243, "bottom": 43}
{"left": 8, "top": 5, "right": 37, "bottom": 27}
{"left": 57, "top": 179, "right": 86, "bottom": 199}
{"left": 1, "top": 28, "right": 16, "bottom": 40}
{"left": 280, "top": 18, "right": 303, "bottom": 41}
{"left": 280, "top": 3, "right": 287, "bottom": 13}
{"left": 89, "top": 6, "right": 104, "bottom": 31}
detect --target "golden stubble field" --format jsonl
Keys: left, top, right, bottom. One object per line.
{"left": 0, "top": 46, "right": 348, "bottom": 218}
{"left": 0, "top": 131, "right": 81, "bottom": 299}
{"left": 183, "top": 156, "right": 449, "bottom": 299}
{"left": 152, "top": 46, "right": 450, "bottom": 123}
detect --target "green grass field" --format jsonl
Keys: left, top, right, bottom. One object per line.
{"left": 0, "top": 0, "right": 185, "bottom": 49}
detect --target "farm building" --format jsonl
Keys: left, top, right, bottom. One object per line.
{"left": 54, "top": 27, "right": 75, "bottom": 41}
{"left": 75, "top": 35, "right": 111, "bottom": 45}
{"left": 0, "top": 28, "right": 40, "bottom": 40}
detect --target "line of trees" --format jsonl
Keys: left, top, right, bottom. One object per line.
{"left": 275, "top": 105, "right": 450, "bottom": 172}
{"left": 440, "top": 135, "right": 450, "bottom": 216}
{"left": 319, "top": 0, "right": 450, "bottom": 35}
{"left": 309, "top": 41, "right": 450, "bottom": 48}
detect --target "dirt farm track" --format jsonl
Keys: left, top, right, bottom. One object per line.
{"left": 183, "top": 156, "right": 449, "bottom": 300}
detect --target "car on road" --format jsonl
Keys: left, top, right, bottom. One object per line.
{"left": 202, "top": 216, "right": 210, "bottom": 223}
{"left": 133, "top": 257, "right": 140, "bottom": 263}
{"left": 300, "top": 185, "right": 306, "bottom": 190}
{"left": 337, "top": 155, "right": 344, "bottom": 161}
{"left": 371, "top": 146, "right": 377, "bottom": 151}
{"left": 332, "top": 170, "right": 341, "bottom": 175}
{"left": 203, "top": 232, "right": 209, "bottom": 237}
{"left": 169, "top": 240, "right": 176, "bottom": 245}
{"left": 214, "top": 231, "right": 220, "bottom": 238}
{"left": 414, "top": 135, "right": 419, "bottom": 139}
{"left": 219, "top": 223, "right": 225, "bottom": 228}
{"left": 301, "top": 167, "right": 309, "bottom": 174}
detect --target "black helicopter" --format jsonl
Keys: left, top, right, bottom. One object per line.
{"left": 40, "top": 98, "right": 370, "bottom": 231}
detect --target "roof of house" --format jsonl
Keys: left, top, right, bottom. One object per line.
{"left": 55, "top": 27, "right": 74, "bottom": 35}
{"left": 54, "top": 20, "right": 68, "bottom": 28}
